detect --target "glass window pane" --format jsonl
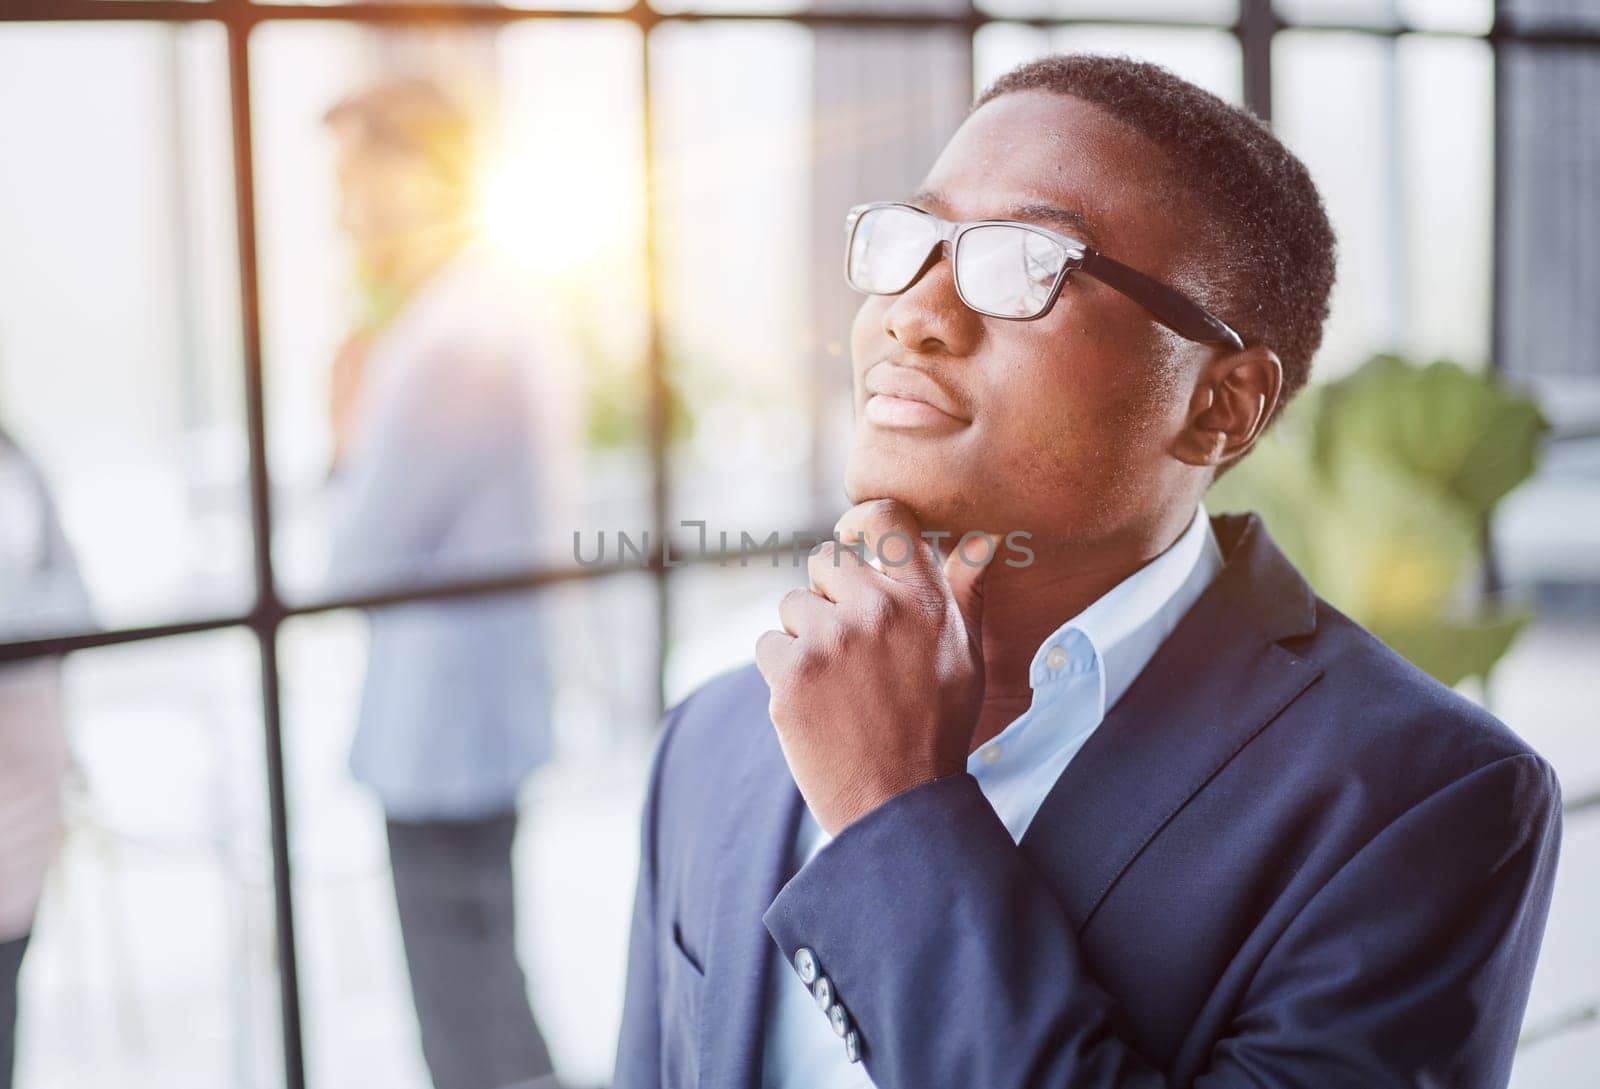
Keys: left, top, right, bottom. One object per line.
{"left": 1400, "top": 0, "right": 1494, "bottom": 32}
{"left": 6, "top": 629, "right": 277, "bottom": 1086}
{"left": 1490, "top": 573, "right": 1600, "bottom": 797}
{"left": 281, "top": 575, "right": 658, "bottom": 1088}
{"left": 1502, "top": 0, "right": 1600, "bottom": 30}
{"left": 1397, "top": 34, "right": 1492, "bottom": 366}
{"left": 250, "top": 21, "right": 650, "bottom": 605}
{"left": 1511, "top": 1020, "right": 1600, "bottom": 1089}
{"left": 667, "top": 561, "right": 806, "bottom": 704}
{"left": 1500, "top": 40, "right": 1600, "bottom": 411}
{"left": 0, "top": 25, "right": 249, "bottom": 637}
{"left": 973, "top": 22, "right": 1054, "bottom": 95}
{"left": 975, "top": 23, "right": 1243, "bottom": 106}
{"left": 1273, "top": 31, "right": 1397, "bottom": 379}
{"left": 1275, "top": 0, "right": 1494, "bottom": 34}
{"left": 1495, "top": 438, "right": 1600, "bottom": 589}
{"left": 1508, "top": 805, "right": 1600, "bottom": 1086}
{"left": 651, "top": 22, "right": 820, "bottom": 532}
{"left": 1275, "top": 31, "right": 1493, "bottom": 378}
{"left": 1494, "top": 33, "right": 1600, "bottom": 673}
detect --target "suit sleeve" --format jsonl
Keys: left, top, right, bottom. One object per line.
{"left": 612, "top": 698, "right": 691, "bottom": 1089}
{"left": 762, "top": 753, "right": 1562, "bottom": 1089}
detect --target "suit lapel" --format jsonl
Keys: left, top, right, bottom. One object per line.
{"left": 1021, "top": 514, "right": 1324, "bottom": 930}
{"left": 697, "top": 671, "right": 804, "bottom": 1089}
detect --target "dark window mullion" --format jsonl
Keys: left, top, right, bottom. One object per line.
{"left": 641, "top": 12, "right": 670, "bottom": 723}
{"left": 224, "top": 19, "right": 306, "bottom": 1089}
{"left": 1239, "top": 0, "right": 1276, "bottom": 122}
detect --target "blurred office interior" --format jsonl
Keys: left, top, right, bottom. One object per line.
{"left": 0, "top": 0, "right": 1598, "bottom": 1086}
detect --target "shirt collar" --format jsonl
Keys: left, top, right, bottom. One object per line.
{"left": 1026, "top": 504, "right": 1223, "bottom": 718}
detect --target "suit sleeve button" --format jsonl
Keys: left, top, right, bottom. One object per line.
{"left": 828, "top": 1002, "right": 850, "bottom": 1038}
{"left": 812, "top": 974, "right": 834, "bottom": 1010}
{"left": 845, "top": 1029, "right": 861, "bottom": 1063}
{"left": 794, "top": 947, "right": 818, "bottom": 985}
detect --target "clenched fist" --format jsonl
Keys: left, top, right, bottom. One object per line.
{"left": 755, "top": 498, "right": 990, "bottom": 835}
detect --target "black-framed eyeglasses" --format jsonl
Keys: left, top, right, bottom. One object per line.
{"left": 844, "top": 201, "right": 1244, "bottom": 351}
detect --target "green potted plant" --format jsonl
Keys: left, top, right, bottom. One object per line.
{"left": 1208, "top": 353, "right": 1549, "bottom": 687}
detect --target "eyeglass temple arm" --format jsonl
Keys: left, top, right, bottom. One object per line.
{"left": 1078, "top": 251, "right": 1245, "bottom": 351}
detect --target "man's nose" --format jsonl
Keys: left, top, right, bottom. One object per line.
{"left": 881, "top": 241, "right": 981, "bottom": 356}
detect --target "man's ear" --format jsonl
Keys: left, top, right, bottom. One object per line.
{"left": 1171, "top": 345, "right": 1283, "bottom": 468}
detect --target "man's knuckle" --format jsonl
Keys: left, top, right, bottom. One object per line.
{"left": 858, "top": 591, "right": 895, "bottom": 628}
{"left": 792, "top": 643, "right": 829, "bottom": 681}
{"left": 755, "top": 629, "right": 788, "bottom": 663}
{"left": 915, "top": 588, "right": 949, "bottom": 620}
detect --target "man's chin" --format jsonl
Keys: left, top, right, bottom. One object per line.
{"left": 842, "top": 458, "right": 977, "bottom": 537}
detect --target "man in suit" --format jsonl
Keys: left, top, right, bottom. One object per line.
{"left": 614, "top": 54, "right": 1562, "bottom": 1089}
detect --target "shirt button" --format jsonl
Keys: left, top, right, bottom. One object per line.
{"left": 1045, "top": 645, "right": 1068, "bottom": 671}
{"left": 812, "top": 974, "right": 834, "bottom": 1010}
{"left": 794, "top": 947, "right": 818, "bottom": 985}
{"left": 979, "top": 743, "right": 1002, "bottom": 766}
{"left": 828, "top": 1002, "right": 850, "bottom": 1038}
{"left": 845, "top": 1029, "right": 862, "bottom": 1063}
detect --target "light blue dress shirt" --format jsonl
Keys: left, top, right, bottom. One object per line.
{"left": 760, "top": 505, "right": 1224, "bottom": 1088}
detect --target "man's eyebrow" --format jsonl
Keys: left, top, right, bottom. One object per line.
{"left": 1005, "top": 202, "right": 1099, "bottom": 246}
{"left": 907, "top": 189, "right": 1099, "bottom": 247}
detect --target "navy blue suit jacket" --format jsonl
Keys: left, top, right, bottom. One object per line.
{"left": 614, "top": 514, "right": 1562, "bottom": 1089}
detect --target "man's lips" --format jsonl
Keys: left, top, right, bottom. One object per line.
{"left": 864, "top": 394, "right": 968, "bottom": 430}
{"left": 863, "top": 363, "right": 971, "bottom": 430}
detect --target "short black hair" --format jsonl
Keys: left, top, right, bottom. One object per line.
{"left": 974, "top": 54, "right": 1336, "bottom": 419}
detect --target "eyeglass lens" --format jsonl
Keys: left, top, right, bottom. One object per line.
{"left": 847, "top": 206, "right": 1070, "bottom": 319}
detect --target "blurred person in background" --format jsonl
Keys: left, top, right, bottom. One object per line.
{"left": 0, "top": 420, "right": 92, "bottom": 1089}
{"left": 321, "top": 79, "right": 558, "bottom": 1089}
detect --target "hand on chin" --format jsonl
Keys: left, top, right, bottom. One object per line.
{"left": 754, "top": 497, "right": 991, "bottom": 835}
